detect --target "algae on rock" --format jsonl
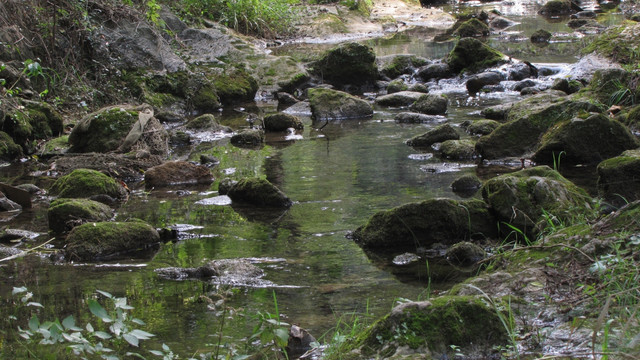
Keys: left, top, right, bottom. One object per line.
{"left": 47, "top": 198, "right": 114, "bottom": 234}
{"left": 49, "top": 169, "right": 127, "bottom": 199}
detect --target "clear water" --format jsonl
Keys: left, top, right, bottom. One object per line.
{"left": 0, "top": 1, "right": 623, "bottom": 357}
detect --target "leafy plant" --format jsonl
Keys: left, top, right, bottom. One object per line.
{"left": 249, "top": 291, "right": 290, "bottom": 358}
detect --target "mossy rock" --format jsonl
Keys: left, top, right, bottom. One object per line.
{"left": 446, "top": 241, "right": 486, "bottom": 265}
{"left": 191, "top": 84, "right": 221, "bottom": 112}
{"left": 475, "top": 91, "right": 604, "bottom": 159}
{"left": 307, "top": 88, "right": 373, "bottom": 121}
{"left": 583, "top": 23, "right": 640, "bottom": 65}
{"left": 68, "top": 105, "right": 139, "bottom": 153}
{"left": 533, "top": 114, "right": 639, "bottom": 166}
{"left": 64, "top": 220, "right": 160, "bottom": 261}
{"left": 185, "top": 114, "right": 230, "bottom": 132}
{"left": 47, "top": 198, "right": 114, "bottom": 234}
{"left": 409, "top": 94, "right": 448, "bottom": 115}
{"left": 49, "top": 169, "right": 127, "bottom": 199}
{"left": 310, "top": 42, "right": 378, "bottom": 87}
{"left": 4, "top": 100, "right": 64, "bottom": 147}
{"left": 277, "top": 72, "right": 311, "bottom": 94}
{"left": 481, "top": 166, "right": 591, "bottom": 239}
{"left": 375, "top": 91, "right": 425, "bottom": 107}
{"left": 213, "top": 67, "right": 259, "bottom": 104}
{"left": 386, "top": 79, "right": 408, "bottom": 94}
{"left": 451, "top": 174, "right": 482, "bottom": 193}
{"left": 350, "top": 296, "right": 508, "bottom": 357}
{"left": 538, "top": 0, "right": 574, "bottom": 16}
{"left": 379, "top": 54, "right": 429, "bottom": 79}
{"left": 263, "top": 113, "right": 304, "bottom": 132}
{"left": 227, "top": 177, "right": 292, "bottom": 208}
{"left": 453, "top": 18, "right": 490, "bottom": 38}
{"left": 531, "top": 29, "right": 552, "bottom": 44}
{"left": 594, "top": 200, "right": 640, "bottom": 234}
{"left": 0, "top": 131, "right": 23, "bottom": 161}
{"left": 352, "top": 198, "right": 498, "bottom": 249}
{"left": 597, "top": 150, "right": 640, "bottom": 207}
{"left": 551, "top": 78, "right": 583, "bottom": 95}
{"left": 440, "top": 139, "right": 477, "bottom": 160}
{"left": 467, "top": 119, "right": 500, "bottom": 135}
{"left": 481, "top": 103, "right": 511, "bottom": 121}
{"left": 446, "top": 38, "right": 506, "bottom": 74}
{"left": 407, "top": 123, "right": 459, "bottom": 147}
{"left": 230, "top": 129, "right": 265, "bottom": 148}
{"left": 582, "top": 68, "right": 633, "bottom": 105}
{"left": 144, "top": 161, "right": 214, "bottom": 188}
{"left": 624, "top": 104, "right": 640, "bottom": 133}
{"left": 39, "top": 135, "right": 70, "bottom": 157}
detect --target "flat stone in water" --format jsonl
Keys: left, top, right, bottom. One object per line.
{"left": 408, "top": 153, "right": 434, "bottom": 161}
{"left": 393, "top": 252, "right": 421, "bottom": 265}
{"left": 195, "top": 195, "right": 232, "bottom": 205}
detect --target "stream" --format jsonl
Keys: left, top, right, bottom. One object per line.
{"left": 0, "top": 0, "right": 626, "bottom": 357}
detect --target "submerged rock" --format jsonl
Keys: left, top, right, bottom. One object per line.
{"left": 407, "top": 123, "right": 459, "bottom": 148}
{"left": 227, "top": 177, "right": 292, "bottom": 208}
{"left": 65, "top": 220, "right": 160, "bottom": 261}
{"left": 49, "top": 169, "right": 128, "bottom": 199}
{"left": 482, "top": 166, "right": 591, "bottom": 239}
{"left": 533, "top": 114, "right": 639, "bottom": 166}
{"left": 308, "top": 88, "right": 373, "bottom": 121}
{"left": 47, "top": 198, "right": 114, "bottom": 234}
{"left": 144, "top": 161, "right": 214, "bottom": 188}
{"left": 352, "top": 198, "right": 497, "bottom": 249}
{"left": 155, "top": 258, "right": 265, "bottom": 285}
{"left": 597, "top": 149, "right": 640, "bottom": 208}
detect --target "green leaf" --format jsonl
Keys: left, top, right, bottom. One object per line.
{"left": 28, "top": 315, "right": 40, "bottom": 332}
{"left": 162, "top": 343, "right": 170, "bottom": 351}
{"left": 125, "top": 352, "right": 146, "bottom": 359}
{"left": 129, "top": 329, "right": 154, "bottom": 340}
{"left": 275, "top": 327, "right": 289, "bottom": 346}
{"left": 131, "top": 318, "right": 146, "bottom": 326}
{"left": 86, "top": 322, "right": 94, "bottom": 333}
{"left": 149, "top": 350, "right": 164, "bottom": 356}
{"left": 96, "top": 290, "right": 114, "bottom": 299}
{"left": 62, "top": 315, "right": 82, "bottom": 331}
{"left": 123, "top": 333, "right": 139, "bottom": 347}
{"left": 94, "top": 331, "right": 112, "bottom": 340}
{"left": 27, "top": 301, "right": 43, "bottom": 308}
{"left": 88, "top": 299, "right": 113, "bottom": 323}
{"left": 12, "top": 286, "right": 27, "bottom": 295}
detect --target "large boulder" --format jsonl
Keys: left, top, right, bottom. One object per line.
{"left": 538, "top": 0, "right": 578, "bottom": 16}
{"left": 49, "top": 169, "right": 128, "bottom": 199}
{"left": 375, "top": 91, "right": 425, "bottom": 107}
{"left": 583, "top": 23, "right": 640, "bottom": 66}
{"left": 1, "top": 100, "right": 64, "bottom": 151}
{"left": 409, "top": 94, "right": 448, "bottom": 115}
{"left": 69, "top": 104, "right": 168, "bottom": 155}
{"left": 310, "top": 42, "right": 378, "bottom": 87}
{"left": 263, "top": 113, "right": 304, "bottom": 132}
{"left": 415, "top": 62, "right": 453, "bottom": 82}
{"left": 533, "top": 114, "right": 639, "bottom": 166}
{"left": 581, "top": 68, "right": 633, "bottom": 105}
{"left": 227, "top": 177, "right": 292, "bottom": 208}
{"left": 597, "top": 150, "right": 640, "bottom": 207}
{"left": 481, "top": 166, "right": 591, "bottom": 239}
{"left": 64, "top": 220, "right": 160, "bottom": 261}
{"left": 446, "top": 38, "right": 506, "bottom": 74}
{"left": 308, "top": 88, "right": 373, "bottom": 121}
{"left": 47, "top": 198, "right": 114, "bottom": 234}
{"left": 345, "top": 296, "right": 508, "bottom": 357}
{"left": 144, "top": 161, "right": 214, "bottom": 188}
{"left": 352, "top": 198, "right": 497, "bottom": 249}
{"left": 475, "top": 91, "right": 604, "bottom": 159}
{"left": 407, "top": 124, "right": 459, "bottom": 148}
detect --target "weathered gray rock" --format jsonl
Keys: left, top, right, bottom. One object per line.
{"left": 49, "top": 169, "right": 128, "bottom": 199}
{"left": 375, "top": 91, "right": 425, "bottom": 107}
{"left": 533, "top": 114, "right": 639, "bottom": 166}
{"left": 475, "top": 91, "right": 604, "bottom": 159}
{"left": 409, "top": 94, "right": 448, "bottom": 115}
{"left": 47, "top": 198, "right": 114, "bottom": 234}
{"left": 395, "top": 112, "right": 445, "bottom": 124}
{"left": 0, "top": 191, "right": 21, "bottom": 212}
{"left": 415, "top": 62, "right": 452, "bottom": 82}
{"left": 308, "top": 88, "right": 373, "bottom": 121}
{"left": 513, "top": 79, "right": 537, "bottom": 92}
{"left": 263, "top": 113, "right": 304, "bottom": 132}
{"left": 352, "top": 198, "right": 497, "bottom": 249}
{"left": 508, "top": 62, "right": 537, "bottom": 81}
{"left": 227, "top": 177, "right": 292, "bottom": 208}
{"left": 597, "top": 149, "right": 640, "bottom": 208}
{"left": 440, "top": 139, "right": 477, "bottom": 160}
{"left": 482, "top": 166, "right": 591, "bottom": 239}
{"left": 65, "top": 220, "right": 160, "bottom": 261}
{"left": 551, "top": 78, "right": 583, "bottom": 94}
{"left": 386, "top": 79, "right": 408, "bottom": 94}
{"left": 538, "top": 0, "right": 578, "bottom": 16}
{"left": 407, "top": 124, "right": 459, "bottom": 147}
{"left": 466, "top": 71, "right": 505, "bottom": 95}
{"left": 144, "top": 161, "right": 214, "bottom": 188}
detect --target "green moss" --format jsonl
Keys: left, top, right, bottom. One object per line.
{"left": 453, "top": 18, "right": 490, "bottom": 38}
{"left": 40, "top": 135, "right": 70, "bottom": 156}
{"left": 213, "top": 67, "right": 259, "bottom": 104}
{"left": 583, "top": 22, "right": 640, "bottom": 65}
{"left": 47, "top": 198, "right": 113, "bottom": 234}
{"left": 447, "top": 37, "right": 506, "bottom": 74}
{"left": 49, "top": 169, "right": 126, "bottom": 199}
{"left": 381, "top": 55, "right": 429, "bottom": 79}
{"left": 65, "top": 220, "right": 159, "bottom": 261}
{"left": 0, "top": 130, "right": 23, "bottom": 160}
{"left": 310, "top": 42, "right": 378, "bottom": 86}
{"left": 68, "top": 107, "right": 138, "bottom": 153}
{"left": 227, "top": 177, "right": 291, "bottom": 207}
{"left": 192, "top": 84, "right": 221, "bottom": 112}
{"left": 277, "top": 72, "right": 311, "bottom": 94}
{"left": 186, "top": 114, "right": 217, "bottom": 130}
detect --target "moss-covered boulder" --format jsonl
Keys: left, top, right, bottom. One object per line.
{"left": 352, "top": 198, "right": 497, "bottom": 249}
{"left": 407, "top": 123, "right": 459, "bottom": 148}
{"left": 467, "top": 119, "right": 500, "bottom": 135}
{"left": 386, "top": 79, "right": 408, "bottom": 94}
{"left": 39, "top": 135, "right": 70, "bottom": 157}
{"left": 144, "top": 161, "right": 214, "bottom": 188}
{"left": 451, "top": 174, "right": 482, "bottom": 194}
{"left": 597, "top": 150, "right": 640, "bottom": 207}
{"left": 453, "top": 18, "right": 490, "bottom": 38}
{"left": 581, "top": 68, "right": 633, "bottom": 105}
{"left": 446, "top": 38, "right": 506, "bottom": 74}
{"left": 475, "top": 91, "right": 604, "bottom": 159}
{"left": 227, "top": 177, "right": 292, "bottom": 208}
{"left": 583, "top": 23, "right": 640, "bottom": 66}
{"left": 310, "top": 42, "right": 378, "bottom": 87}
{"left": 538, "top": 0, "right": 575, "bottom": 16}
{"left": 185, "top": 114, "right": 231, "bottom": 132}
{"left": 440, "top": 139, "right": 477, "bottom": 160}
{"left": 64, "top": 220, "right": 160, "bottom": 261}
{"left": 69, "top": 104, "right": 168, "bottom": 155}
{"left": 213, "top": 67, "right": 259, "bottom": 104}
{"left": 263, "top": 113, "right": 304, "bottom": 132}
{"left": 2, "top": 100, "right": 64, "bottom": 149}
{"left": 49, "top": 169, "right": 127, "bottom": 199}
{"left": 191, "top": 84, "right": 221, "bottom": 112}
{"left": 481, "top": 166, "right": 591, "bottom": 239}
{"left": 308, "top": 88, "right": 373, "bottom": 121}
{"left": 347, "top": 296, "right": 508, "bottom": 358}
{"left": 551, "top": 78, "right": 583, "bottom": 95}
{"left": 0, "top": 131, "right": 23, "bottom": 161}
{"left": 378, "top": 54, "right": 429, "bottom": 79}
{"left": 409, "top": 94, "right": 448, "bottom": 115}
{"left": 375, "top": 91, "right": 425, "bottom": 107}
{"left": 531, "top": 29, "right": 552, "bottom": 44}
{"left": 47, "top": 198, "right": 114, "bottom": 234}
{"left": 230, "top": 129, "right": 265, "bottom": 148}
{"left": 533, "top": 114, "right": 639, "bottom": 166}
{"left": 446, "top": 241, "right": 486, "bottom": 265}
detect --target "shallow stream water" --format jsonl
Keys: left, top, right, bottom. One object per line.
{"left": 0, "top": 1, "right": 625, "bottom": 357}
